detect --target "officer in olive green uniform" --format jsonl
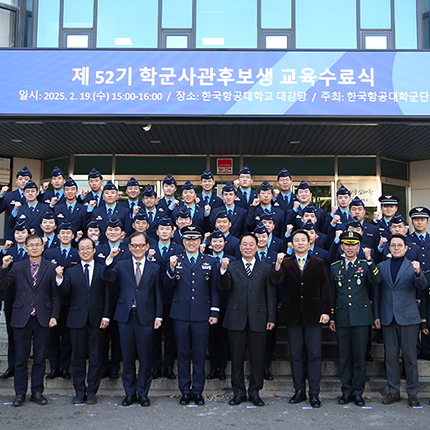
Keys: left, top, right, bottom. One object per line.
{"left": 329, "top": 231, "right": 381, "bottom": 406}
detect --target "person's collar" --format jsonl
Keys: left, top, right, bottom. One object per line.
{"left": 108, "top": 241, "right": 121, "bottom": 249}
{"left": 186, "top": 252, "right": 199, "bottom": 260}
{"left": 81, "top": 259, "right": 94, "bottom": 268}
{"left": 132, "top": 256, "right": 145, "bottom": 265}
{"left": 345, "top": 257, "right": 357, "bottom": 265}
{"left": 60, "top": 245, "right": 71, "bottom": 252}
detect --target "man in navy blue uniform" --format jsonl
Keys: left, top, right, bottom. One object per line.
{"left": 103, "top": 231, "right": 163, "bottom": 407}
{"left": 274, "top": 167, "right": 298, "bottom": 216}
{"left": 373, "top": 194, "right": 400, "bottom": 239}
{"left": 205, "top": 229, "right": 235, "bottom": 381}
{"left": 43, "top": 220, "right": 80, "bottom": 380}
{"left": 197, "top": 169, "right": 223, "bottom": 211}
{"left": 141, "top": 184, "right": 170, "bottom": 240}
{"left": 54, "top": 177, "right": 87, "bottom": 235}
{"left": 118, "top": 177, "right": 144, "bottom": 213}
{"left": 171, "top": 208, "right": 193, "bottom": 246}
{"left": 95, "top": 216, "right": 131, "bottom": 379}
{"left": 210, "top": 181, "right": 247, "bottom": 238}
{"left": 325, "top": 185, "right": 352, "bottom": 231}
{"left": 213, "top": 210, "right": 241, "bottom": 259}
{"left": 166, "top": 226, "right": 219, "bottom": 406}
{"left": 0, "top": 166, "right": 32, "bottom": 217}
{"left": 259, "top": 212, "right": 286, "bottom": 253}
{"left": 6, "top": 180, "right": 52, "bottom": 240}
{"left": 147, "top": 217, "right": 183, "bottom": 380}
{"left": 89, "top": 181, "right": 131, "bottom": 242}
{"left": 156, "top": 173, "right": 178, "bottom": 212}
{"left": 246, "top": 180, "right": 286, "bottom": 238}
{"left": 288, "top": 180, "right": 326, "bottom": 233}
{"left": 79, "top": 168, "right": 104, "bottom": 208}
{"left": 170, "top": 181, "right": 208, "bottom": 231}
{"left": 38, "top": 166, "right": 66, "bottom": 206}
{"left": 40, "top": 211, "right": 60, "bottom": 251}
{"left": 235, "top": 166, "right": 258, "bottom": 210}
{"left": 0, "top": 221, "right": 30, "bottom": 380}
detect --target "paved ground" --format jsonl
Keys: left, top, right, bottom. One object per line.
{"left": 0, "top": 393, "right": 429, "bottom": 430}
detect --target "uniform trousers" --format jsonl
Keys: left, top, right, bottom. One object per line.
{"left": 13, "top": 316, "right": 50, "bottom": 396}
{"left": 208, "top": 308, "right": 230, "bottom": 371}
{"left": 336, "top": 325, "right": 369, "bottom": 396}
{"left": 70, "top": 323, "right": 102, "bottom": 395}
{"left": 382, "top": 318, "right": 420, "bottom": 395}
{"left": 47, "top": 304, "right": 72, "bottom": 372}
{"left": 287, "top": 315, "right": 322, "bottom": 395}
{"left": 152, "top": 304, "right": 176, "bottom": 370}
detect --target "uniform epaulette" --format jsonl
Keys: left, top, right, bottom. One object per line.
{"left": 331, "top": 260, "right": 341, "bottom": 266}
{"left": 373, "top": 267, "right": 379, "bottom": 275}
{"left": 359, "top": 259, "right": 367, "bottom": 263}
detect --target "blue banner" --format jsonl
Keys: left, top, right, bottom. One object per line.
{"left": 0, "top": 50, "right": 429, "bottom": 116}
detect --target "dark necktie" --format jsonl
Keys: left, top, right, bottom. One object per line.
{"left": 162, "top": 246, "right": 167, "bottom": 257}
{"left": 244, "top": 191, "right": 248, "bottom": 203}
{"left": 228, "top": 209, "right": 233, "bottom": 216}
{"left": 31, "top": 262, "right": 38, "bottom": 285}
{"left": 264, "top": 208, "right": 270, "bottom": 214}
{"left": 259, "top": 251, "right": 265, "bottom": 262}
{"left": 215, "top": 256, "right": 221, "bottom": 269}
{"left": 420, "top": 234, "right": 425, "bottom": 245}
{"left": 347, "top": 261, "right": 353, "bottom": 275}
{"left": 245, "top": 262, "right": 252, "bottom": 276}
{"left": 147, "top": 211, "right": 153, "bottom": 224}
{"left": 55, "top": 192, "right": 60, "bottom": 199}
{"left": 62, "top": 248, "right": 67, "bottom": 265}
{"left": 204, "top": 196, "right": 209, "bottom": 206}
{"left": 135, "top": 261, "right": 141, "bottom": 286}
{"left": 84, "top": 263, "right": 90, "bottom": 289}
{"left": 190, "top": 256, "right": 195, "bottom": 268}
{"left": 68, "top": 205, "right": 73, "bottom": 214}
{"left": 167, "top": 199, "right": 172, "bottom": 206}
{"left": 29, "top": 206, "right": 34, "bottom": 212}
{"left": 308, "top": 248, "right": 313, "bottom": 255}
{"left": 107, "top": 208, "right": 112, "bottom": 219}
{"left": 18, "top": 248, "right": 24, "bottom": 261}
{"left": 94, "top": 194, "right": 99, "bottom": 205}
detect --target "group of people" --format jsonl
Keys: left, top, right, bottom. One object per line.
{"left": 0, "top": 163, "right": 429, "bottom": 409}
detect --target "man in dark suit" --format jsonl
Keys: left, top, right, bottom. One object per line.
{"left": 147, "top": 217, "right": 183, "bottom": 380}
{"left": 38, "top": 166, "right": 66, "bottom": 206}
{"left": 220, "top": 232, "right": 276, "bottom": 407}
{"left": 166, "top": 226, "right": 219, "bottom": 406}
{"left": 0, "top": 221, "right": 30, "bottom": 379}
{"left": 374, "top": 234, "right": 427, "bottom": 407}
{"left": 43, "top": 220, "right": 80, "bottom": 380}
{"left": 54, "top": 177, "right": 87, "bottom": 235}
{"left": 55, "top": 237, "right": 111, "bottom": 404}
{"left": 197, "top": 169, "right": 223, "bottom": 211}
{"left": 234, "top": 166, "right": 258, "bottom": 210}
{"left": 329, "top": 231, "right": 381, "bottom": 406}
{"left": 78, "top": 168, "right": 104, "bottom": 208}
{"left": 0, "top": 234, "right": 60, "bottom": 407}
{"left": 210, "top": 181, "right": 247, "bottom": 238}
{"left": 272, "top": 230, "right": 331, "bottom": 408}
{"left": 103, "top": 231, "right": 163, "bottom": 407}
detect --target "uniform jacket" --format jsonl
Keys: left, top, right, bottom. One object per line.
{"left": 103, "top": 258, "right": 163, "bottom": 325}
{"left": 374, "top": 258, "right": 427, "bottom": 326}
{"left": 141, "top": 205, "right": 171, "bottom": 240}
{"left": 90, "top": 204, "right": 132, "bottom": 242}
{"left": 170, "top": 203, "right": 207, "bottom": 231}
{"left": 38, "top": 190, "right": 66, "bottom": 206}
{"left": 210, "top": 205, "right": 247, "bottom": 238}
{"left": 1, "top": 244, "right": 29, "bottom": 303}
{"left": 54, "top": 201, "right": 88, "bottom": 234}
{"left": 330, "top": 258, "right": 381, "bottom": 327}
{"left": 271, "top": 255, "right": 331, "bottom": 326}
{"left": 0, "top": 259, "right": 60, "bottom": 328}
{"left": 235, "top": 188, "right": 258, "bottom": 210}
{"left": 246, "top": 203, "right": 286, "bottom": 238}
{"left": 408, "top": 232, "right": 430, "bottom": 274}
{"left": 58, "top": 262, "right": 111, "bottom": 328}
{"left": 6, "top": 202, "right": 51, "bottom": 239}
{"left": 166, "top": 253, "right": 219, "bottom": 322}
{"left": 197, "top": 192, "right": 223, "bottom": 211}
{"left": 220, "top": 259, "right": 276, "bottom": 332}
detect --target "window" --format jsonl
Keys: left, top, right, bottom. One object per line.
{"left": 0, "top": 6, "right": 16, "bottom": 47}
{"left": 162, "top": 30, "right": 191, "bottom": 48}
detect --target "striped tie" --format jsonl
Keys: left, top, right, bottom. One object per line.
{"left": 245, "top": 262, "right": 252, "bottom": 276}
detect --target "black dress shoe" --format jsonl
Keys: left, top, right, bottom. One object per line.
{"left": 354, "top": 395, "right": 365, "bottom": 406}
{"left": 218, "top": 369, "right": 226, "bottom": 380}
{"left": 206, "top": 368, "right": 219, "bottom": 379}
{"left": 30, "top": 392, "right": 48, "bottom": 405}
{"left": 152, "top": 368, "right": 162, "bottom": 379}
{"left": 73, "top": 392, "right": 87, "bottom": 404}
{"left": 249, "top": 396, "right": 265, "bottom": 406}
{"left": 263, "top": 369, "right": 273, "bottom": 380}
{"left": 109, "top": 371, "right": 119, "bottom": 380}
{"left": 289, "top": 390, "right": 307, "bottom": 404}
{"left": 13, "top": 395, "right": 26, "bottom": 407}
{"left": 46, "top": 369, "right": 61, "bottom": 379}
{"left": 0, "top": 368, "right": 14, "bottom": 379}
{"left": 310, "top": 394, "right": 321, "bottom": 408}
{"left": 164, "top": 367, "right": 176, "bottom": 380}
{"left": 121, "top": 394, "right": 137, "bottom": 406}
{"left": 180, "top": 394, "right": 191, "bottom": 405}
{"left": 101, "top": 370, "right": 110, "bottom": 379}
{"left": 61, "top": 369, "right": 71, "bottom": 379}
{"left": 193, "top": 394, "right": 205, "bottom": 405}
{"left": 338, "top": 394, "right": 353, "bottom": 404}
{"left": 138, "top": 396, "right": 150, "bottom": 407}
{"left": 228, "top": 395, "right": 246, "bottom": 405}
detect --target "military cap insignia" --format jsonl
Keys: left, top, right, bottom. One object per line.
{"left": 97, "top": 253, "right": 105, "bottom": 258}
{"left": 189, "top": 226, "right": 196, "bottom": 230}
{"left": 386, "top": 195, "right": 392, "bottom": 199}
{"left": 417, "top": 208, "right": 423, "bottom": 212}
{"left": 348, "top": 231, "right": 353, "bottom": 237}
{"left": 57, "top": 214, "right": 64, "bottom": 218}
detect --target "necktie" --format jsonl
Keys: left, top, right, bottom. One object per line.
{"left": 259, "top": 251, "right": 265, "bottom": 262}
{"left": 147, "top": 211, "right": 153, "bottom": 224}
{"left": 215, "top": 256, "right": 221, "bottom": 268}
{"left": 107, "top": 208, "right": 112, "bottom": 219}
{"left": 228, "top": 209, "right": 233, "bottom": 216}
{"left": 94, "top": 194, "right": 99, "bottom": 205}
{"left": 167, "top": 199, "right": 172, "bottom": 207}
{"left": 31, "top": 262, "right": 39, "bottom": 285}
{"left": 162, "top": 246, "right": 167, "bottom": 256}
{"left": 84, "top": 263, "right": 90, "bottom": 289}
{"left": 62, "top": 248, "right": 67, "bottom": 264}
{"left": 298, "top": 257, "right": 305, "bottom": 271}
{"left": 55, "top": 192, "right": 60, "bottom": 199}
{"left": 245, "top": 262, "right": 252, "bottom": 276}
{"left": 347, "top": 261, "right": 353, "bottom": 275}
{"left": 18, "top": 248, "right": 24, "bottom": 261}
{"left": 204, "top": 196, "right": 209, "bottom": 206}
{"left": 29, "top": 206, "right": 34, "bottom": 212}
{"left": 68, "top": 205, "right": 73, "bottom": 214}
{"left": 264, "top": 208, "right": 270, "bottom": 214}
{"left": 420, "top": 235, "right": 425, "bottom": 244}
{"left": 308, "top": 248, "right": 313, "bottom": 255}
{"left": 190, "top": 256, "right": 195, "bottom": 268}
{"left": 244, "top": 191, "right": 248, "bottom": 203}
{"left": 135, "top": 261, "right": 141, "bottom": 286}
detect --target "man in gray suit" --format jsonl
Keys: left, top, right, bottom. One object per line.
{"left": 374, "top": 234, "right": 427, "bottom": 407}
{"left": 220, "top": 232, "right": 276, "bottom": 407}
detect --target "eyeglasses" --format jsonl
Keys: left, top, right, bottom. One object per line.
{"left": 129, "top": 243, "right": 147, "bottom": 249}
{"left": 79, "top": 246, "right": 93, "bottom": 252}
{"left": 26, "top": 243, "right": 42, "bottom": 248}
{"left": 389, "top": 244, "right": 405, "bottom": 249}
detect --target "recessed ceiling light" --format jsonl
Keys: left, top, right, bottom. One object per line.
{"left": 150, "top": 140, "right": 161, "bottom": 144}
{"left": 11, "top": 139, "right": 23, "bottom": 143}
{"left": 290, "top": 140, "right": 301, "bottom": 144}
{"left": 142, "top": 124, "right": 152, "bottom": 132}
